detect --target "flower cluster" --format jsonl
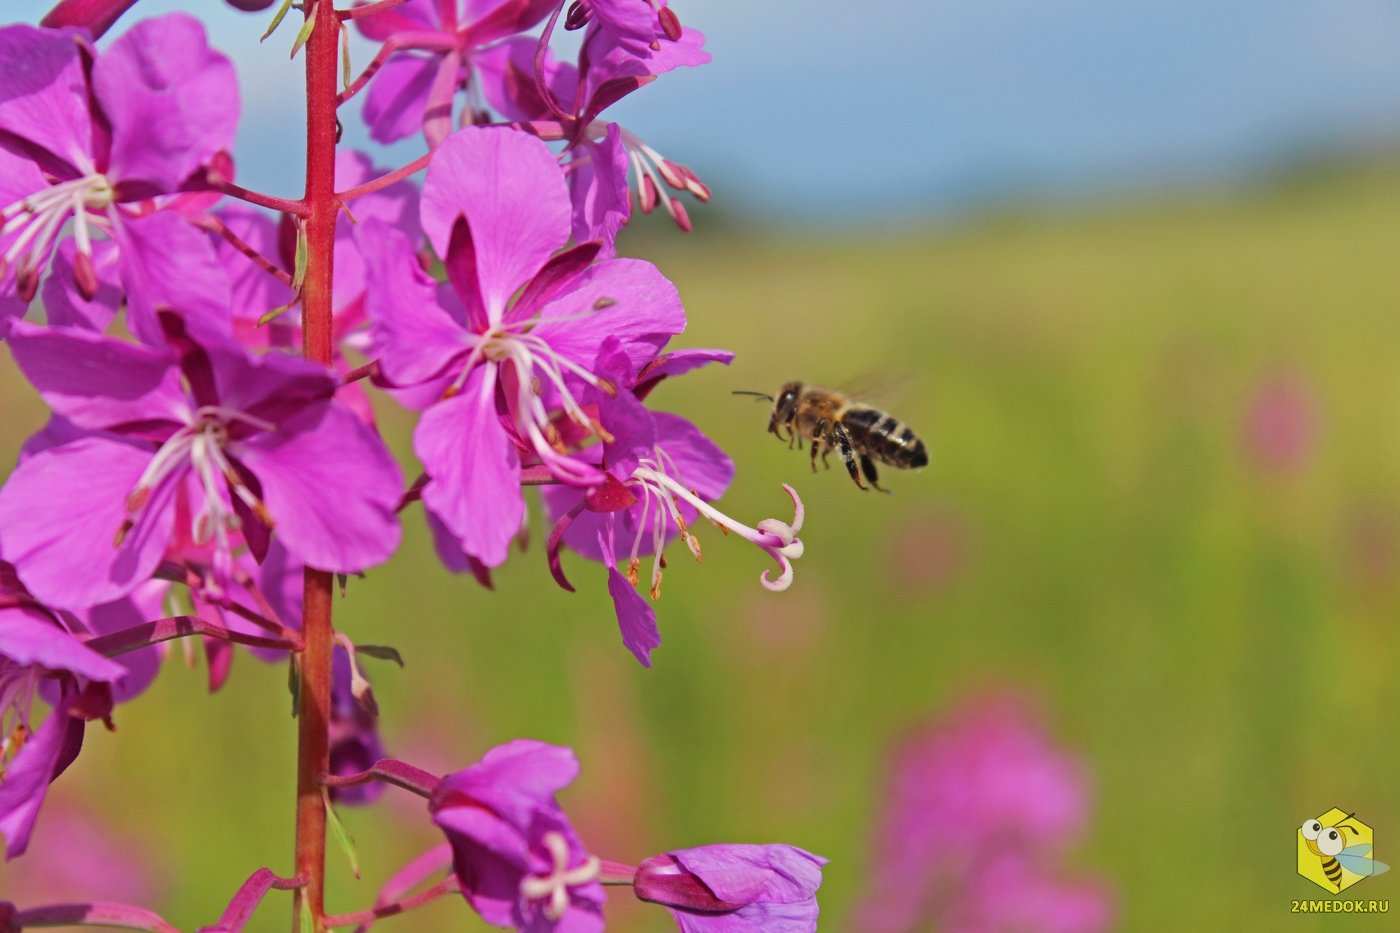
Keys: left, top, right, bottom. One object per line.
{"left": 0, "top": 2, "right": 823, "bottom": 930}
{"left": 855, "top": 693, "right": 1113, "bottom": 933}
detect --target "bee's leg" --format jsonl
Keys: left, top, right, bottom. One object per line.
{"left": 833, "top": 424, "right": 867, "bottom": 490}
{"left": 860, "top": 454, "right": 891, "bottom": 494}
{"left": 810, "top": 420, "right": 827, "bottom": 473}
{"left": 822, "top": 448, "right": 833, "bottom": 469}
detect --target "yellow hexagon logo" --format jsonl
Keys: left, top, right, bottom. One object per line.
{"left": 1298, "top": 809, "right": 1391, "bottom": 893}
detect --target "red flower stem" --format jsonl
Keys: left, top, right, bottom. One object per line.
{"left": 320, "top": 758, "right": 442, "bottom": 797}
{"left": 195, "top": 214, "right": 295, "bottom": 287}
{"left": 295, "top": 0, "right": 342, "bottom": 928}
{"left": 598, "top": 860, "right": 638, "bottom": 885}
{"left": 337, "top": 0, "right": 408, "bottom": 21}
{"left": 337, "top": 151, "right": 434, "bottom": 202}
{"left": 206, "top": 174, "right": 311, "bottom": 217}
{"left": 336, "top": 31, "right": 457, "bottom": 106}
{"left": 321, "top": 878, "right": 458, "bottom": 928}
{"left": 85, "top": 615, "right": 302, "bottom": 657}
{"left": 342, "top": 359, "right": 381, "bottom": 384}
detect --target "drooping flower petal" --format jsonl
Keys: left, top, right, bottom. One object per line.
{"left": 113, "top": 211, "right": 233, "bottom": 345}
{"left": 0, "top": 611, "right": 125, "bottom": 684}
{"left": 414, "top": 371, "right": 522, "bottom": 568}
{"left": 0, "top": 696, "right": 83, "bottom": 860}
{"left": 598, "top": 530, "right": 659, "bottom": 666}
{"left": 571, "top": 128, "right": 631, "bottom": 256}
{"left": 363, "top": 53, "right": 442, "bottom": 145}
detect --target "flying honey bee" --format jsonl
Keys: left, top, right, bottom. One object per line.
{"left": 735, "top": 381, "right": 927, "bottom": 491}
{"left": 1300, "top": 813, "right": 1390, "bottom": 891}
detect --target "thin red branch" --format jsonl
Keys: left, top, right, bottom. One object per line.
{"left": 85, "top": 615, "right": 302, "bottom": 658}
{"left": 206, "top": 174, "right": 310, "bottom": 217}
{"left": 337, "top": 0, "right": 408, "bottom": 21}
{"left": 195, "top": 214, "right": 294, "bottom": 287}
{"left": 319, "top": 758, "right": 442, "bottom": 798}
{"left": 337, "top": 151, "right": 434, "bottom": 202}
{"left": 342, "top": 359, "right": 381, "bottom": 385}
{"left": 396, "top": 473, "right": 429, "bottom": 512}
{"left": 336, "top": 31, "right": 457, "bottom": 106}
{"left": 322, "top": 878, "right": 458, "bottom": 928}
{"left": 14, "top": 902, "right": 179, "bottom": 933}
{"left": 209, "top": 869, "right": 307, "bottom": 932}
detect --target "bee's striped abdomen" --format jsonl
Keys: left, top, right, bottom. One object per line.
{"left": 1324, "top": 857, "right": 1343, "bottom": 887}
{"left": 841, "top": 407, "right": 928, "bottom": 469}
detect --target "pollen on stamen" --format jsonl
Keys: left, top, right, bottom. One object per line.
{"left": 124, "top": 487, "right": 151, "bottom": 513}
{"left": 113, "top": 518, "right": 133, "bottom": 547}
{"left": 593, "top": 296, "right": 617, "bottom": 310}
{"left": 626, "top": 557, "right": 641, "bottom": 586}
{"left": 252, "top": 501, "right": 277, "bottom": 528}
{"left": 596, "top": 376, "right": 618, "bottom": 397}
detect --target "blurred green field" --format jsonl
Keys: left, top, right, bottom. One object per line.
{"left": 5, "top": 160, "right": 1400, "bottom": 930}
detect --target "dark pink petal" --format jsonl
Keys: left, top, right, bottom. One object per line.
{"left": 475, "top": 38, "right": 577, "bottom": 123}
{"left": 0, "top": 697, "right": 83, "bottom": 859}
{"left": 421, "top": 128, "right": 570, "bottom": 323}
{"left": 4, "top": 321, "right": 186, "bottom": 433}
{"left": 671, "top": 844, "right": 826, "bottom": 905}
{"left": 200, "top": 335, "right": 337, "bottom": 426}
{"left": 94, "top": 15, "right": 238, "bottom": 192}
{"left": 570, "top": 129, "right": 631, "bottom": 257}
{"left": 593, "top": 24, "right": 710, "bottom": 86}
{"left": 415, "top": 371, "right": 522, "bottom": 567}
{"left": 333, "top": 150, "right": 420, "bottom": 313}
{"left": 532, "top": 258, "right": 684, "bottom": 376}
{"left": 635, "top": 348, "right": 733, "bottom": 395}
{"left": 651, "top": 412, "right": 732, "bottom": 500}
{"left": 435, "top": 739, "right": 580, "bottom": 827}
{"left": 426, "top": 510, "right": 495, "bottom": 588}
{"left": 0, "top": 437, "right": 175, "bottom": 608}
{"left": 459, "top": 0, "right": 558, "bottom": 48}
{"left": 363, "top": 53, "right": 441, "bottom": 145}
{"left": 0, "top": 608, "right": 125, "bottom": 683}
{"left": 231, "top": 403, "right": 402, "bottom": 573}
{"left": 114, "top": 212, "right": 233, "bottom": 345}
{"left": 436, "top": 804, "right": 532, "bottom": 925}
{"left": 360, "top": 218, "right": 468, "bottom": 390}
{"left": 40, "top": 0, "right": 143, "bottom": 40}
{"left": 584, "top": 0, "right": 656, "bottom": 54}
{"left": 42, "top": 239, "right": 122, "bottom": 332}
{"left": 0, "top": 25, "right": 93, "bottom": 177}
{"left": 599, "top": 530, "right": 659, "bottom": 666}
{"left": 506, "top": 240, "right": 601, "bottom": 326}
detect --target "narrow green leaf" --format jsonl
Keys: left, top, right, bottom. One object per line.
{"left": 323, "top": 789, "right": 361, "bottom": 880}
{"left": 290, "top": 13, "right": 317, "bottom": 60}
{"left": 355, "top": 644, "right": 406, "bottom": 667}
{"left": 257, "top": 301, "right": 296, "bottom": 327}
{"left": 291, "top": 222, "right": 309, "bottom": 291}
{"left": 299, "top": 894, "right": 315, "bottom": 933}
{"left": 261, "top": 0, "right": 295, "bottom": 42}
{"left": 341, "top": 22, "right": 353, "bottom": 91}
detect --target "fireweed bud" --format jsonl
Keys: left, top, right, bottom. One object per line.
{"left": 633, "top": 844, "right": 827, "bottom": 931}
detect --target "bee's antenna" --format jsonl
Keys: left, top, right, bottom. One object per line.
{"left": 732, "top": 390, "right": 773, "bottom": 402}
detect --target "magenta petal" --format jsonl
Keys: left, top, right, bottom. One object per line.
{"left": 363, "top": 53, "right": 441, "bottom": 144}
{"left": 217, "top": 205, "right": 295, "bottom": 330}
{"left": 421, "top": 128, "right": 570, "bottom": 322}
{"left": 356, "top": 0, "right": 439, "bottom": 39}
{"left": 232, "top": 403, "right": 402, "bottom": 573}
{"left": 0, "top": 25, "right": 93, "bottom": 176}
{"left": 200, "top": 336, "right": 336, "bottom": 426}
{"left": 0, "top": 437, "right": 175, "bottom": 609}
{"left": 570, "top": 128, "right": 631, "bottom": 256}
{"left": 42, "top": 239, "right": 122, "bottom": 332}
{"left": 637, "top": 348, "right": 734, "bottom": 388}
{"left": 114, "top": 212, "right": 233, "bottom": 345}
{"left": 651, "top": 412, "right": 733, "bottom": 500}
{"left": 0, "top": 609, "right": 125, "bottom": 683}
{"left": 597, "top": 529, "right": 659, "bottom": 666}
{"left": 4, "top": 322, "right": 186, "bottom": 432}
{"left": 333, "top": 150, "right": 421, "bottom": 310}
{"left": 533, "top": 258, "right": 685, "bottom": 376}
{"left": 475, "top": 37, "right": 577, "bottom": 123}
{"left": 94, "top": 14, "right": 238, "bottom": 192}
{"left": 361, "top": 218, "right": 468, "bottom": 389}
{"left": 438, "top": 739, "right": 581, "bottom": 825}
{"left": 0, "top": 697, "right": 82, "bottom": 859}
{"left": 415, "top": 372, "right": 523, "bottom": 568}
{"left": 76, "top": 582, "right": 167, "bottom": 702}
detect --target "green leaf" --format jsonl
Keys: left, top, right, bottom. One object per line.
{"left": 261, "top": 0, "right": 295, "bottom": 42}
{"left": 257, "top": 301, "right": 297, "bottom": 327}
{"left": 355, "top": 644, "right": 406, "bottom": 667}
{"left": 323, "top": 789, "right": 361, "bottom": 880}
{"left": 290, "top": 12, "right": 317, "bottom": 60}
{"left": 298, "top": 894, "right": 315, "bottom": 933}
{"left": 287, "top": 654, "right": 301, "bottom": 718}
{"left": 341, "top": 22, "right": 353, "bottom": 91}
{"left": 291, "top": 222, "right": 309, "bottom": 291}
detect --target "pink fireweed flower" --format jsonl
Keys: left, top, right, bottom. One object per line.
{"left": 363, "top": 126, "right": 684, "bottom": 567}
{"left": 0, "top": 316, "right": 402, "bottom": 609}
{"left": 431, "top": 740, "right": 604, "bottom": 931}
{"left": 855, "top": 693, "right": 1113, "bottom": 933}
{"left": 0, "top": 16, "right": 237, "bottom": 342}
{"left": 545, "top": 348, "right": 803, "bottom": 666}
{"left": 1242, "top": 372, "right": 1318, "bottom": 474}
{"left": 352, "top": 0, "right": 558, "bottom": 144}
{"left": 477, "top": 20, "right": 710, "bottom": 249}
{"left": 0, "top": 563, "right": 137, "bottom": 859}
{"left": 630, "top": 843, "right": 827, "bottom": 933}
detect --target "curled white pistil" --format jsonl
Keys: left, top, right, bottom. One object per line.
{"left": 519, "top": 830, "right": 600, "bottom": 920}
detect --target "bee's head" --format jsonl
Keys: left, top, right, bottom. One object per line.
{"left": 774, "top": 382, "right": 802, "bottom": 424}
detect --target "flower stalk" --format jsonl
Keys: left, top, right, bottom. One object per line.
{"left": 294, "top": 0, "right": 342, "bottom": 927}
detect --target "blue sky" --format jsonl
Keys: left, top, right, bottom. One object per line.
{"left": 11, "top": 0, "right": 1400, "bottom": 223}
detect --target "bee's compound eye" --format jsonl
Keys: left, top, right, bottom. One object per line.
{"left": 1319, "top": 827, "right": 1345, "bottom": 856}
{"left": 1301, "top": 820, "right": 1322, "bottom": 841}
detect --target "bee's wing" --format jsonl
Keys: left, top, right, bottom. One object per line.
{"left": 833, "top": 373, "right": 921, "bottom": 409}
{"left": 1336, "top": 846, "right": 1387, "bottom": 876}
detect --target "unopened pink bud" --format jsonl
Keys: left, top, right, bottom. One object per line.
{"left": 658, "top": 6, "right": 683, "bottom": 40}
{"left": 669, "top": 198, "right": 692, "bottom": 233}
{"left": 634, "top": 855, "right": 746, "bottom": 912}
{"left": 17, "top": 265, "right": 39, "bottom": 303}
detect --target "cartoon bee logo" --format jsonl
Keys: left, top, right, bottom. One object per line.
{"left": 1299, "top": 810, "right": 1390, "bottom": 892}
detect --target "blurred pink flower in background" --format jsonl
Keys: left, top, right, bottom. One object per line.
{"left": 1242, "top": 372, "right": 1319, "bottom": 474}
{"left": 885, "top": 504, "right": 972, "bottom": 596}
{"left": 854, "top": 693, "right": 1113, "bottom": 933}
{"left": 0, "top": 799, "right": 163, "bottom": 904}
